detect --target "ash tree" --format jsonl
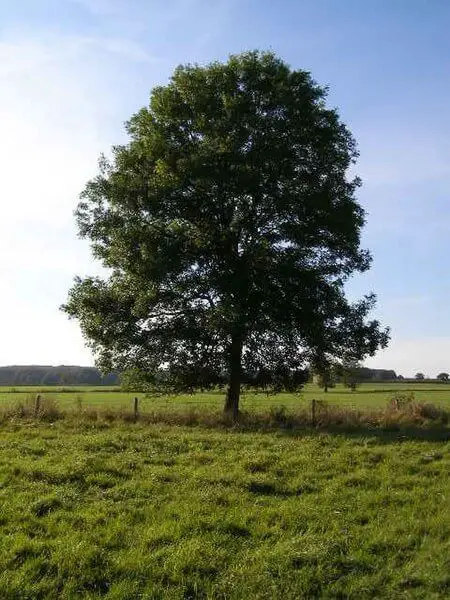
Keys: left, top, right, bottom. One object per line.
{"left": 63, "top": 51, "right": 389, "bottom": 419}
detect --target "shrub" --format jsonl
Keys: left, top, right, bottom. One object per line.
{"left": 389, "top": 392, "right": 415, "bottom": 410}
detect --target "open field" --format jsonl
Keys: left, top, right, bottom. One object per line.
{"left": 1, "top": 385, "right": 449, "bottom": 598}
{"left": 0, "top": 420, "right": 449, "bottom": 599}
{"left": 1, "top": 383, "right": 450, "bottom": 413}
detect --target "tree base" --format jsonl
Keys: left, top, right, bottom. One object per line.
{"left": 224, "top": 392, "right": 239, "bottom": 422}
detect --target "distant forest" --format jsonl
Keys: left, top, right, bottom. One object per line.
{"left": 0, "top": 365, "right": 399, "bottom": 386}
{"left": 0, "top": 366, "right": 119, "bottom": 386}
{"left": 355, "top": 368, "right": 397, "bottom": 381}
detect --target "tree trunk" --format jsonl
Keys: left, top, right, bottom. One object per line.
{"left": 224, "top": 333, "right": 243, "bottom": 421}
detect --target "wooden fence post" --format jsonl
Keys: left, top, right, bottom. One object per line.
{"left": 311, "top": 399, "right": 316, "bottom": 427}
{"left": 133, "top": 397, "right": 139, "bottom": 422}
{"left": 35, "top": 394, "right": 41, "bottom": 417}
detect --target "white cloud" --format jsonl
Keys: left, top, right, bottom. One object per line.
{"left": 80, "top": 36, "right": 154, "bottom": 61}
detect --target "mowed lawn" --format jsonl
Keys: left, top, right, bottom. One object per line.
{"left": 0, "top": 420, "right": 449, "bottom": 599}
{"left": 1, "top": 383, "right": 450, "bottom": 413}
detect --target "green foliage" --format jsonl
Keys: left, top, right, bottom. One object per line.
{"left": 415, "top": 373, "right": 425, "bottom": 381}
{"left": 437, "top": 372, "right": 449, "bottom": 382}
{"left": 0, "top": 422, "right": 449, "bottom": 598}
{"left": 313, "top": 361, "right": 337, "bottom": 392}
{"left": 341, "top": 362, "right": 363, "bottom": 391}
{"left": 63, "top": 51, "right": 389, "bottom": 414}
{"left": 315, "top": 373, "right": 335, "bottom": 392}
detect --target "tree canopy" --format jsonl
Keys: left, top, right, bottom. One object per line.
{"left": 63, "top": 51, "right": 389, "bottom": 417}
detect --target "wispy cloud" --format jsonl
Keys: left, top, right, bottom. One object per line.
{"left": 0, "top": 28, "right": 156, "bottom": 225}
{"left": 70, "top": 0, "right": 124, "bottom": 16}
{"left": 71, "top": 0, "right": 238, "bottom": 52}
{"left": 0, "top": 38, "right": 103, "bottom": 225}
{"left": 72, "top": 0, "right": 214, "bottom": 25}
{"left": 79, "top": 36, "right": 155, "bottom": 62}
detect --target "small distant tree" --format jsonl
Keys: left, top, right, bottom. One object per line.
{"left": 315, "top": 370, "right": 336, "bottom": 393}
{"left": 341, "top": 362, "right": 362, "bottom": 391}
{"left": 311, "top": 355, "right": 337, "bottom": 392}
{"left": 397, "top": 374, "right": 404, "bottom": 380}
{"left": 415, "top": 372, "right": 425, "bottom": 381}
{"left": 437, "top": 372, "right": 449, "bottom": 382}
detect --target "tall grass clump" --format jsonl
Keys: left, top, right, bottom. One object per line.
{"left": 1, "top": 394, "right": 63, "bottom": 422}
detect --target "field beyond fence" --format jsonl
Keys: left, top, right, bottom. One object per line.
{"left": 1, "top": 384, "right": 449, "bottom": 435}
{"left": 2, "top": 382, "right": 450, "bottom": 408}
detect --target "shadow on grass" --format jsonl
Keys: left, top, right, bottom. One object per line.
{"left": 278, "top": 424, "right": 450, "bottom": 443}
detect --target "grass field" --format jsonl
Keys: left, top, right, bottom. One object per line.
{"left": 1, "top": 384, "right": 449, "bottom": 598}
{"left": 1, "top": 383, "right": 450, "bottom": 413}
{"left": 0, "top": 420, "right": 449, "bottom": 599}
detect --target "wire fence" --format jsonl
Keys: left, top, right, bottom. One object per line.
{"left": 1, "top": 384, "right": 450, "bottom": 428}
{"left": 1, "top": 391, "right": 448, "bottom": 432}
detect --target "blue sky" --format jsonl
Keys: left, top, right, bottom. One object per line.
{"left": 1, "top": 0, "right": 449, "bottom": 376}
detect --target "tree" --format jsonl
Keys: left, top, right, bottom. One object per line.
{"left": 340, "top": 362, "right": 363, "bottom": 392}
{"left": 62, "top": 51, "right": 389, "bottom": 419}
{"left": 415, "top": 373, "right": 425, "bottom": 381}
{"left": 313, "top": 359, "right": 337, "bottom": 393}
{"left": 437, "top": 372, "right": 449, "bottom": 382}
{"left": 315, "top": 371, "right": 336, "bottom": 393}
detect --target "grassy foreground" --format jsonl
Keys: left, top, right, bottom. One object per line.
{"left": 0, "top": 420, "right": 449, "bottom": 599}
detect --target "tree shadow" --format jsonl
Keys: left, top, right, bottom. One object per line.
{"left": 279, "top": 424, "right": 450, "bottom": 443}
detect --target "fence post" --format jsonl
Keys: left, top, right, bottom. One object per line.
{"left": 311, "top": 398, "right": 316, "bottom": 427}
{"left": 133, "top": 397, "right": 139, "bottom": 422}
{"left": 35, "top": 394, "right": 41, "bottom": 417}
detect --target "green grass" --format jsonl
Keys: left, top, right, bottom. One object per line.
{"left": 1, "top": 383, "right": 450, "bottom": 413}
{"left": 0, "top": 420, "right": 449, "bottom": 599}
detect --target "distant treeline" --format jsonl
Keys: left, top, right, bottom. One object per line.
{"left": 353, "top": 368, "right": 397, "bottom": 381}
{"left": 0, "top": 366, "right": 119, "bottom": 386}
{"left": 0, "top": 365, "right": 399, "bottom": 387}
